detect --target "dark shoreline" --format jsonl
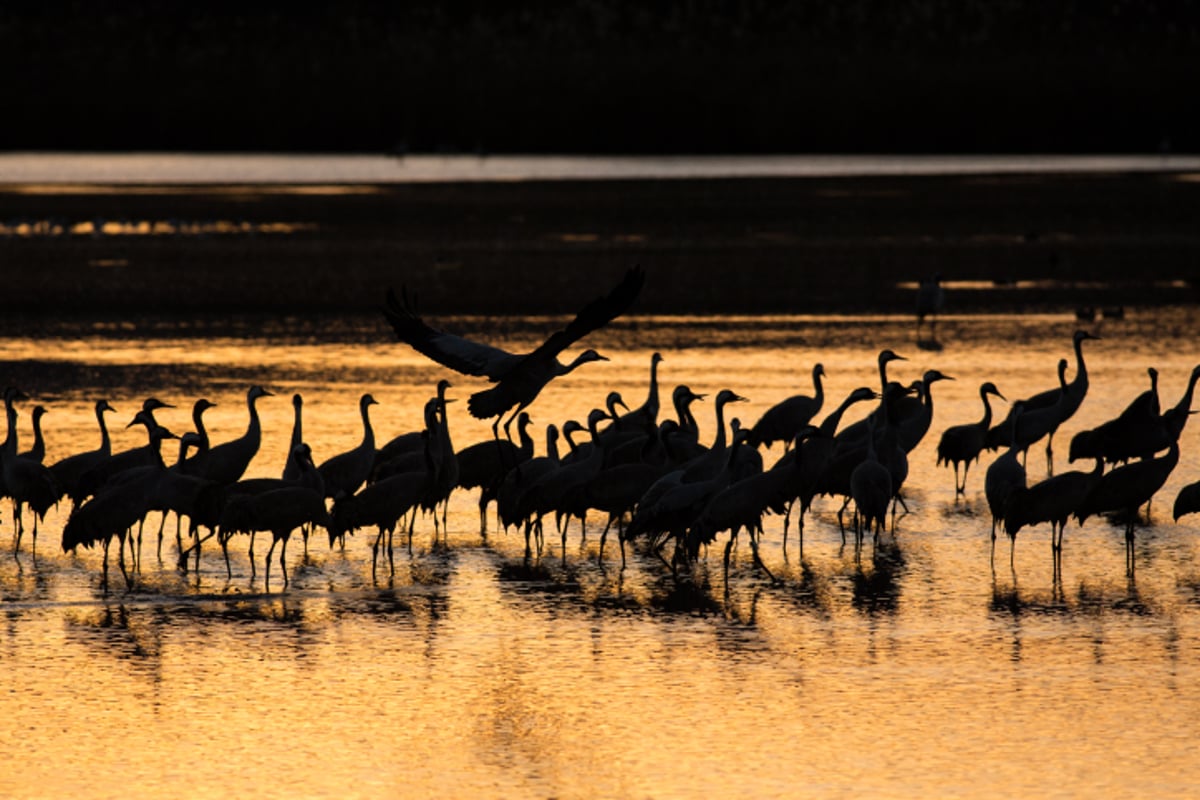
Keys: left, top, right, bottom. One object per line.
{"left": 3, "top": 171, "right": 1198, "bottom": 316}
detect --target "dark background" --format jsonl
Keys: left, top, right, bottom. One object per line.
{"left": 5, "top": 1, "right": 1198, "bottom": 154}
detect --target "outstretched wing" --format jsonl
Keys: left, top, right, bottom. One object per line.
{"left": 382, "top": 287, "right": 521, "bottom": 380}
{"left": 530, "top": 265, "right": 645, "bottom": 360}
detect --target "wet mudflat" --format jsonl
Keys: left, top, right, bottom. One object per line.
{"left": 1, "top": 309, "right": 1199, "bottom": 798}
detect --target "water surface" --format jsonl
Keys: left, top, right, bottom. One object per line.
{"left": 1, "top": 311, "right": 1199, "bottom": 798}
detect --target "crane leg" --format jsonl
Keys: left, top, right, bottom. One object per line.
{"left": 781, "top": 500, "right": 792, "bottom": 555}
{"left": 101, "top": 537, "right": 111, "bottom": 594}
{"left": 749, "top": 531, "right": 775, "bottom": 582}
{"left": 263, "top": 538, "right": 277, "bottom": 590}
{"left": 371, "top": 529, "right": 381, "bottom": 579}
{"left": 118, "top": 533, "right": 131, "bottom": 591}
{"left": 598, "top": 516, "right": 613, "bottom": 561}
{"left": 280, "top": 536, "right": 289, "bottom": 587}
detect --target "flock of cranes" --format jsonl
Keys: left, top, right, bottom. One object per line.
{"left": 2, "top": 268, "right": 1198, "bottom": 593}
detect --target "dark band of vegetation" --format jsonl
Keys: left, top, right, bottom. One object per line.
{"left": 4, "top": 1, "right": 1197, "bottom": 152}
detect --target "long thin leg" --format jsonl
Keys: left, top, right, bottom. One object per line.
{"left": 264, "top": 538, "right": 277, "bottom": 589}
{"left": 280, "top": 535, "right": 290, "bottom": 587}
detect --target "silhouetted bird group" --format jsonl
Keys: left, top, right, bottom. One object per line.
{"left": 2, "top": 268, "right": 1196, "bottom": 594}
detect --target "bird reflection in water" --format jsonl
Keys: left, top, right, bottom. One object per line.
{"left": 850, "top": 541, "right": 906, "bottom": 616}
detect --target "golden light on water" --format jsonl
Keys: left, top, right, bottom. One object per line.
{"left": 1, "top": 310, "right": 1199, "bottom": 797}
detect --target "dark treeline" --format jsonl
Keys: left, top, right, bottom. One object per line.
{"left": 5, "top": 1, "right": 1198, "bottom": 153}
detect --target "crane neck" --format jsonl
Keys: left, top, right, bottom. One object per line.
{"left": 28, "top": 410, "right": 46, "bottom": 463}
{"left": 812, "top": 367, "right": 825, "bottom": 409}
{"left": 819, "top": 394, "right": 858, "bottom": 437}
{"left": 517, "top": 417, "right": 535, "bottom": 458}
{"left": 359, "top": 399, "right": 375, "bottom": 450}
{"left": 96, "top": 405, "right": 112, "bottom": 456}
{"left": 644, "top": 356, "right": 661, "bottom": 421}
{"left": 978, "top": 388, "right": 996, "bottom": 429}
{"left": 1173, "top": 368, "right": 1200, "bottom": 418}
{"left": 290, "top": 399, "right": 303, "bottom": 449}
{"left": 192, "top": 403, "right": 212, "bottom": 449}
{"left": 545, "top": 425, "right": 560, "bottom": 462}
{"left": 712, "top": 397, "right": 732, "bottom": 451}
{"left": 2, "top": 402, "right": 16, "bottom": 459}
{"left": 1070, "top": 334, "right": 1090, "bottom": 388}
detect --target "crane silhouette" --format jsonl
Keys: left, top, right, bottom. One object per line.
{"left": 937, "top": 382, "right": 1005, "bottom": 495}
{"left": 747, "top": 363, "right": 825, "bottom": 449}
{"left": 191, "top": 386, "right": 271, "bottom": 484}
{"left": 915, "top": 274, "right": 945, "bottom": 344}
{"left": 218, "top": 485, "right": 331, "bottom": 588}
{"left": 455, "top": 411, "right": 534, "bottom": 534}
{"left": 3, "top": 396, "right": 60, "bottom": 553}
{"left": 382, "top": 265, "right": 644, "bottom": 438}
{"left": 1076, "top": 441, "right": 1180, "bottom": 574}
{"left": 1003, "top": 457, "right": 1103, "bottom": 573}
{"left": 986, "top": 331, "right": 1098, "bottom": 473}
{"left": 850, "top": 416, "right": 891, "bottom": 546}
{"left": 49, "top": 399, "right": 116, "bottom": 510}
{"left": 985, "top": 402, "right": 1027, "bottom": 556}
{"left": 317, "top": 393, "right": 379, "bottom": 500}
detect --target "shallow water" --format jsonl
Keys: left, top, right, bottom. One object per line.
{"left": 2, "top": 310, "right": 1199, "bottom": 798}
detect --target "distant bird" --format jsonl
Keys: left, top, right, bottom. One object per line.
{"left": 607, "top": 351, "right": 664, "bottom": 436}
{"left": 1003, "top": 457, "right": 1104, "bottom": 570}
{"left": 894, "top": 369, "right": 954, "bottom": 453}
{"left": 422, "top": 379, "right": 459, "bottom": 535}
{"left": 986, "top": 330, "right": 1098, "bottom": 470}
{"left": 455, "top": 411, "right": 534, "bottom": 533}
{"left": 218, "top": 486, "right": 331, "bottom": 588}
{"left": 317, "top": 393, "right": 379, "bottom": 500}
{"left": 282, "top": 393, "right": 305, "bottom": 482}
{"left": 62, "top": 420, "right": 177, "bottom": 591}
{"left": 985, "top": 402, "right": 1027, "bottom": 552}
{"left": 937, "top": 382, "right": 1005, "bottom": 495}
{"left": 191, "top": 386, "right": 271, "bottom": 484}
{"left": 49, "top": 399, "right": 116, "bottom": 508}
{"left": 175, "top": 398, "right": 217, "bottom": 477}
{"left": 188, "top": 442, "right": 325, "bottom": 572}
{"left": 74, "top": 397, "right": 173, "bottom": 504}
{"left": 1007, "top": 359, "right": 1070, "bottom": 469}
{"left": 332, "top": 466, "right": 432, "bottom": 576}
{"left": 773, "top": 385, "right": 876, "bottom": 550}
{"left": 747, "top": 363, "right": 825, "bottom": 449}
{"left": 497, "top": 423, "right": 561, "bottom": 551}
{"left": 915, "top": 274, "right": 945, "bottom": 342}
{"left": 19, "top": 404, "right": 48, "bottom": 464}
{"left": 659, "top": 385, "right": 706, "bottom": 461}
{"left": 835, "top": 349, "right": 907, "bottom": 449}
{"left": 382, "top": 265, "right": 644, "bottom": 437}
{"left": 3, "top": 400, "right": 60, "bottom": 552}
{"left": 1076, "top": 441, "right": 1180, "bottom": 574}
{"left": 690, "top": 427, "right": 825, "bottom": 579}
{"left": 1068, "top": 367, "right": 1163, "bottom": 466}
{"left": 679, "top": 389, "right": 748, "bottom": 483}
{"left": 849, "top": 416, "right": 891, "bottom": 544}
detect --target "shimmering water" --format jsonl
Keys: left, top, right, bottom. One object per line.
{"left": 2, "top": 310, "right": 1199, "bottom": 798}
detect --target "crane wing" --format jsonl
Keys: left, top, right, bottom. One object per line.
{"left": 383, "top": 287, "right": 521, "bottom": 380}
{"left": 530, "top": 265, "right": 645, "bottom": 360}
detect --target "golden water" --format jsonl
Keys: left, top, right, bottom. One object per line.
{"left": 1, "top": 310, "right": 1199, "bottom": 798}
